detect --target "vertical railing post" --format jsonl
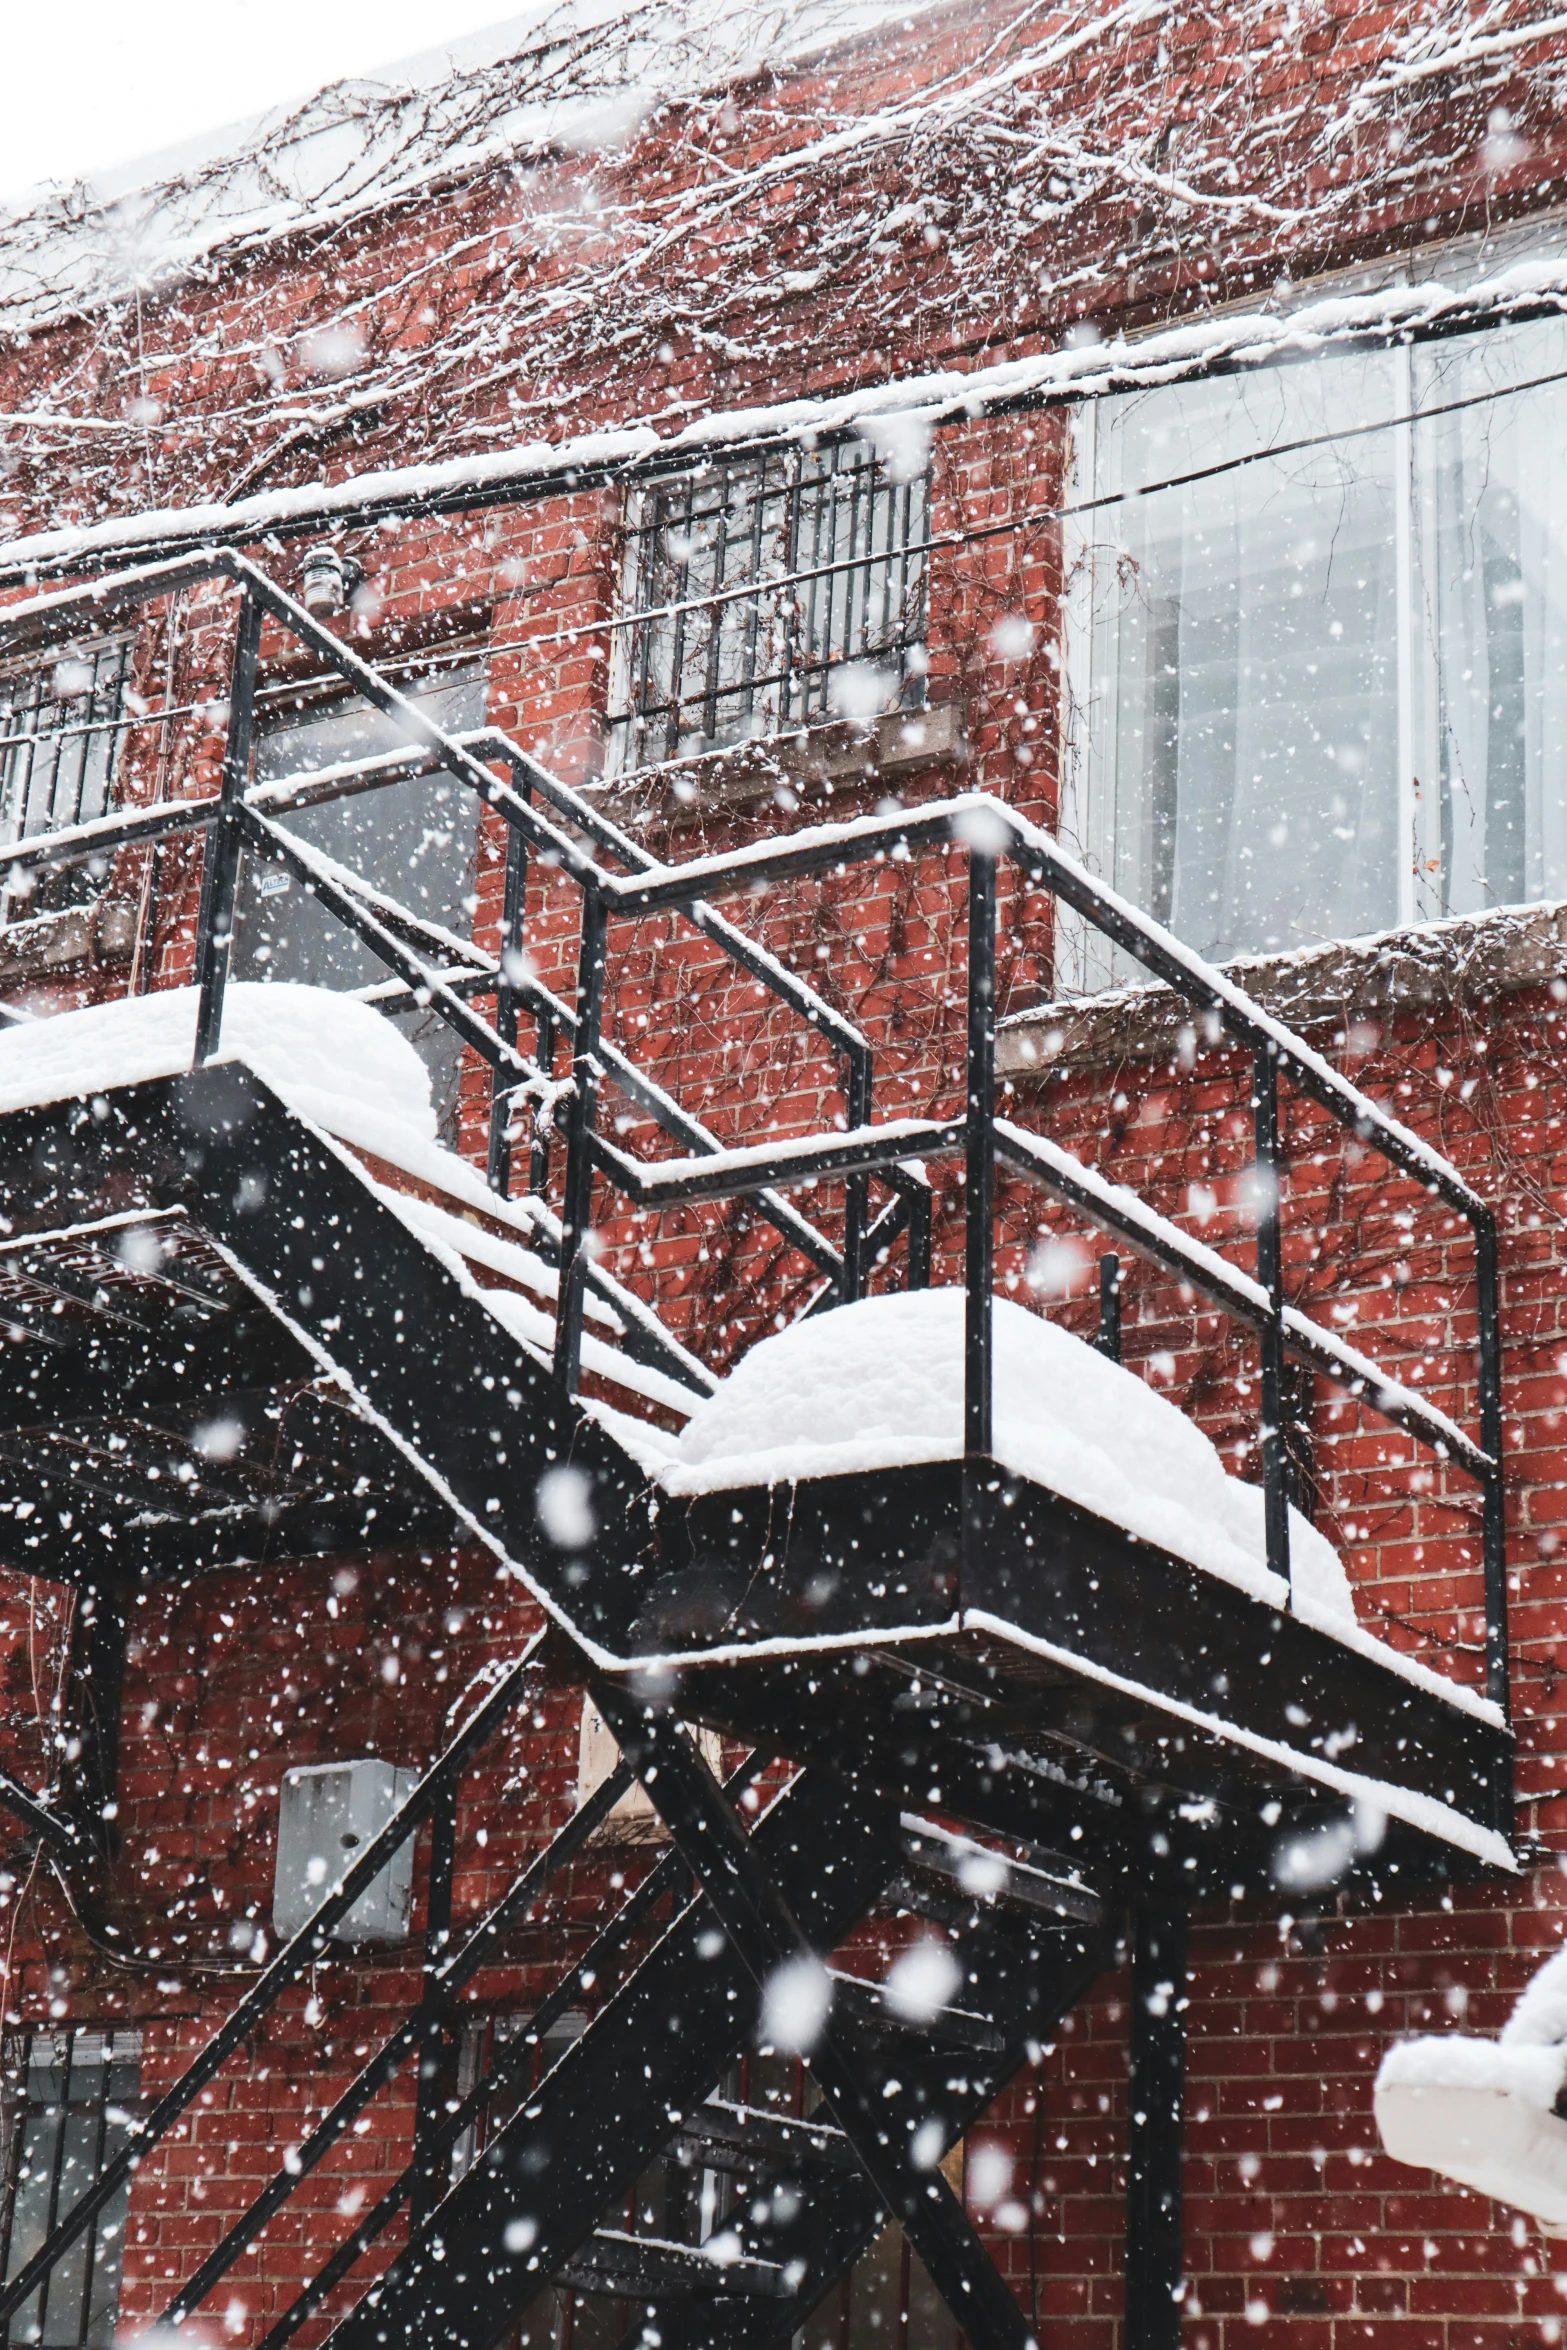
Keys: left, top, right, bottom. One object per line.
{"left": 555, "top": 885, "right": 607, "bottom": 1396}
{"left": 487, "top": 814, "right": 530, "bottom": 1197}
{"left": 1250, "top": 1044, "right": 1291, "bottom": 1592}
{"left": 1474, "top": 1208, "right": 1511, "bottom": 1736}
{"left": 1126, "top": 1906, "right": 1187, "bottom": 2350}
{"left": 409, "top": 1775, "right": 458, "bottom": 2230}
{"left": 906, "top": 1182, "right": 932, "bottom": 1293}
{"left": 964, "top": 851, "right": 997, "bottom": 1460}
{"left": 1097, "top": 1252, "right": 1123, "bottom": 1362}
{"left": 841, "top": 1043, "right": 873, "bottom": 1306}
{"left": 192, "top": 593, "right": 262, "bottom": 1066}
{"left": 529, "top": 1001, "right": 559, "bottom": 1201}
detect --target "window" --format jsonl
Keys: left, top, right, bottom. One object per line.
{"left": 575, "top": 1696, "right": 722, "bottom": 1842}
{"left": 0, "top": 2030, "right": 140, "bottom": 2350}
{"left": 1060, "top": 309, "right": 1567, "bottom": 989}
{"left": 0, "top": 645, "right": 133, "bottom": 925}
{"left": 449, "top": 2013, "right": 578, "bottom": 2350}
{"left": 608, "top": 441, "right": 928, "bottom": 773}
{"left": 230, "top": 662, "right": 487, "bottom": 1133}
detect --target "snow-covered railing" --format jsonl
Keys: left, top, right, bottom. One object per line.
{"left": 0, "top": 549, "right": 928, "bottom": 1321}
{"left": 590, "top": 787, "right": 1508, "bottom": 1717}
{"left": 5, "top": 247, "right": 1567, "bottom": 595}
{"left": 0, "top": 548, "right": 1509, "bottom": 1726}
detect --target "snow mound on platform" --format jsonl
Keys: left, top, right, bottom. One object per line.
{"left": 665, "top": 1285, "right": 1355, "bottom": 1627}
{"left": 0, "top": 983, "right": 437, "bottom": 1164}
{"left": 1377, "top": 1948, "right": 1567, "bottom": 2233}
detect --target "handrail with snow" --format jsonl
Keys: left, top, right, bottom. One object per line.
{"left": 0, "top": 550, "right": 1510, "bottom": 1721}
{"left": 0, "top": 550, "right": 889, "bottom": 1315}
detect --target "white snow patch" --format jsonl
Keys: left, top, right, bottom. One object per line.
{"left": 478, "top": 1283, "right": 702, "bottom": 1418}
{"left": 578, "top": 1394, "right": 685, "bottom": 1476}
{"left": 375, "top": 1184, "right": 565, "bottom": 1309}
{"left": 535, "top": 1464, "right": 596, "bottom": 1548}
{"left": 666, "top": 1285, "right": 1354, "bottom": 1618}
{"left": 664, "top": 1287, "right": 1502, "bottom": 1725}
{"left": 883, "top": 1938, "right": 962, "bottom": 2024}
{"left": 760, "top": 1953, "right": 833, "bottom": 2053}
{"left": 0, "top": 975, "right": 535, "bottom": 1242}
{"left": 0, "top": 980, "right": 702, "bottom": 1425}
{"left": 1379, "top": 2037, "right": 1567, "bottom": 2111}
{"left": 967, "top": 2143, "right": 1014, "bottom": 2207}
{"left": 0, "top": 980, "right": 436, "bottom": 1156}
{"left": 1376, "top": 1948, "right": 1567, "bottom": 2232}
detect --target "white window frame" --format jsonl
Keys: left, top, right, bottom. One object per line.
{"left": 1053, "top": 302, "right": 1557, "bottom": 993}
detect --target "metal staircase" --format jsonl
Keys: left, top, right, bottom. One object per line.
{"left": 0, "top": 550, "right": 1516, "bottom": 2350}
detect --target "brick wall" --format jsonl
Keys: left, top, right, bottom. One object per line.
{"left": 0, "top": 2, "right": 1562, "bottom": 2345}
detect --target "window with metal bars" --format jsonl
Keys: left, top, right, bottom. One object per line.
{"left": 0, "top": 646, "right": 134, "bottom": 925}
{"left": 606, "top": 443, "right": 929, "bottom": 775}
{"left": 0, "top": 2029, "right": 140, "bottom": 2350}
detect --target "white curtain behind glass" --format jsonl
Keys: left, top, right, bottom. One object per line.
{"left": 1068, "top": 313, "right": 1567, "bottom": 989}
{"left": 1081, "top": 350, "right": 1403, "bottom": 972}
{"left": 1417, "top": 314, "right": 1567, "bottom": 914}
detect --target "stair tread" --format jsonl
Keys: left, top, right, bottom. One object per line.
{"left": 674, "top": 2098, "right": 858, "bottom": 2174}
{"left": 554, "top": 2226, "right": 792, "bottom": 2299}
{"left": 828, "top": 1969, "right": 1008, "bottom": 2053}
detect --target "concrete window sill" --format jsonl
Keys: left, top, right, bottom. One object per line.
{"left": 0, "top": 895, "right": 138, "bottom": 988}
{"left": 594, "top": 702, "right": 966, "bottom": 835}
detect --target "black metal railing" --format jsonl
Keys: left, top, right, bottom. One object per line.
{"left": 0, "top": 1631, "right": 563, "bottom": 2340}
{"left": 0, "top": 550, "right": 1507, "bottom": 1727}
{"left": 0, "top": 1622, "right": 778, "bottom": 2343}
{"left": 0, "top": 551, "right": 931, "bottom": 1393}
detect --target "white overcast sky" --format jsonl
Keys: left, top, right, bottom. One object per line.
{"left": 3, "top": 1, "right": 524, "bottom": 204}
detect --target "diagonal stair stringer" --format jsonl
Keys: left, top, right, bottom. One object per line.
{"left": 322, "top": 1767, "right": 904, "bottom": 2350}
{"left": 45, "top": 1062, "right": 673, "bottom": 1656}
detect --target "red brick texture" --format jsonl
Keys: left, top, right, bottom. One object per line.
{"left": 0, "top": 3, "right": 1563, "bottom": 2346}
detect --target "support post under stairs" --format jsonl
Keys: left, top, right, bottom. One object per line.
{"left": 1125, "top": 1907, "right": 1187, "bottom": 2350}
{"left": 592, "top": 1678, "right": 1038, "bottom": 2350}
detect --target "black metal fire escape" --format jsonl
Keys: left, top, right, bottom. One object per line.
{"left": 0, "top": 551, "right": 1514, "bottom": 2350}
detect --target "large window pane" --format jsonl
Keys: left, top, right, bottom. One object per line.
{"left": 0, "top": 2031, "right": 139, "bottom": 2350}
{"left": 1071, "top": 349, "right": 1402, "bottom": 979}
{"left": 230, "top": 665, "right": 487, "bottom": 1133}
{"left": 1065, "top": 309, "right": 1567, "bottom": 988}
{"left": 1415, "top": 313, "right": 1567, "bottom": 914}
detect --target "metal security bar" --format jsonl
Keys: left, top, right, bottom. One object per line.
{"left": 0, "top": 2029, "right": 139, "bottom": 2350}
{"left": 608, "top": 442, "right": 928, "bottom": 770}
{"left": 0, "top": 645, "right": 132, "bottom": 923}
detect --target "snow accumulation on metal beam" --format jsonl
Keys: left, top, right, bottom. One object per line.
{"left": 3, "top": 252, "right": 1567, "bottom": 589}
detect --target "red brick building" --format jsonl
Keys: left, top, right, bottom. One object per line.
{"left": 0, "top": 4, "right": 1563, "bottom": 2350}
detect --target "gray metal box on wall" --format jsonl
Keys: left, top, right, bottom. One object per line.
{"left": 272, "top": 1758, "right": 416, "bottom": 1946}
